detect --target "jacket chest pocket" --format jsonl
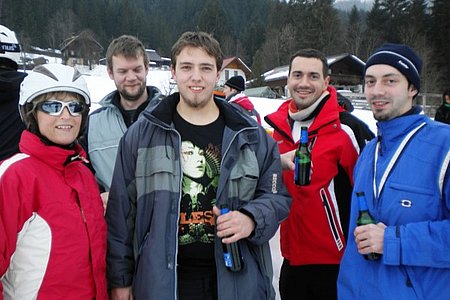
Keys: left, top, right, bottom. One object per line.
{"left": 136, "top": 148, "right": 180, "bottom": 195}
{"left": 228, "top": 148, "right": 259, "bottom": 203}
{"left": 385, "top": 181, "right": 438, "bottom": 222}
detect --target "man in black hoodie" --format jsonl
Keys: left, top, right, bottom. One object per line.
{"left": 0, "top": 25, "right": 27, "bottom": 161}
{"left": 435, "top": 89, "right": 450, "bottom": 125}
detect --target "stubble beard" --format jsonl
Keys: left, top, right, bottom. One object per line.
{"left": 119, "top": 82, "right": 146, "bottom": 102}
{"left": 182, "top": 93, "right": 212, "bottom": 109}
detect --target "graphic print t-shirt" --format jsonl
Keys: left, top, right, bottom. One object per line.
{"left": 174, "top": 110, "right": 224, "bottom": 271}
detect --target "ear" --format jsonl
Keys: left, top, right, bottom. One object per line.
{"left": 171, "top": 66, "right": 176, "bottom": 81}
{"left": 107, "top": 68, "right": 114, "bottom": 80}
{"left": 324, "top": 75, "right": 330, "bottom": 86}
{"left": 408, "top": 84, "right": 418, "bottom": 98}
{"left": 215, "top": 70, "right": 221, "bottom": 84}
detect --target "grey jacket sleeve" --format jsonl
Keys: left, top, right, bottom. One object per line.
{"left": 241, "top": 127, "right": 291, "bottom": 245}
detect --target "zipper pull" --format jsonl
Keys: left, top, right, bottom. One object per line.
{"left": 70, "top": 154, "right": 90, "bottom": 164}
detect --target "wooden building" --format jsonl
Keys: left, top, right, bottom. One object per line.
{"left": 60, "top": 30, "right": 103, "bottom": 69}
{"left": 219, "top": 56, "right": 252, "bottom": 87}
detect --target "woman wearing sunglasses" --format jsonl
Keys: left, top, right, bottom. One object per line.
{"left": 0, "top": 64, "right": 107, "bottom": 299}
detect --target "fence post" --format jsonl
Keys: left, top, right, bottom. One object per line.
{"left": 422, "top": 93, "right": 427, "bottom": 114}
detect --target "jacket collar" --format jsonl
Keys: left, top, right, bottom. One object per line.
{"left": 265, "top": 86, "right": 341, "bottom": 140}
{"left": 19, "top": 130, "right": 86, "bottom": 172}
{"left": 376, "top": 106, "right": 427, "bottom": 153}
{"left": 99, "top": 86, "right": 162, "bottom": 108}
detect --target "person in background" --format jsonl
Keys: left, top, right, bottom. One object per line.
{"left": 80, "top": 34, "right": 163, "bottom": 194}
{"left": 223, "top": 75, "right": 261, "bottom": 124}
{"left": 336, "top": 91, "right": 354, "bottom": 112}
{"left": 0, "top": 64, "right": 107, "bottom": 299}
{"left": 434, "top": 89, "right": 450, "bottom": 124}
{"left": 0, "top": 24, "right": 27, "bottom": 161}
{"left": 106, "top": 31, "right": 291, "bottom": 300}
{"left": 338, "top": 44, "right": 450, "bottom": 299}
{"left": 265, "top": 48, "right": 374, "bottom": 300}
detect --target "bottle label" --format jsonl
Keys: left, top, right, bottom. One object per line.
{"left": 223, "top": 253, "right": 232, "bottom": 267}
{"left": 298, "top": 153, "right": 310, "bottom": 163}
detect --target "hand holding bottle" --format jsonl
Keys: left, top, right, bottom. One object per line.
{"left": 280, "top": 150, "right": 296, "bottom": 171}
{"left": 214, "top": 205, "right": 251, "bottom": 272}
{"left": 213, "top": 205, "right": 255, "bottom": 243}
{"left": 354, "top": 192, "right": 385, "bottom": 261}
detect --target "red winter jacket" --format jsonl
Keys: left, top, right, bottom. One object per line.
{"left": 0, "top": 131, "right": 107, "bottom": 299}
{"left": 265, "top": 87, "right": 359, "bottom": 265}
{"left": 229, "top": 93, "right": 262, "bottom": 124}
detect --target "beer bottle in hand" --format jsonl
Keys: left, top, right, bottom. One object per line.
{"left": 294, "top": 126, "right": 311, "bottom": 186}
{"left": 356, "top": 192, "right": 381, "bottom": 261}
{"left": 219, "top": 205, "right": 243, "bottom": 272}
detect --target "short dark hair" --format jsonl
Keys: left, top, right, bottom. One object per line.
{"left": 106, "top": 35, "right": 149, "bottom": 70}
{"left": 288, "top": 49, "right": 329, "bottom": 78}
{"left": 171, "top": 31, "right": 223, "bottom": 71}
{"left": 444, "top": 89, "right": 450, "bottom": 99}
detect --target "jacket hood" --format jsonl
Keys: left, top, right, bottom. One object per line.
{"left": 0, "top": 70, "right": 27, "bottom": 103}
{"left": 229, "top": 94, "right": 255, "bottom": 111}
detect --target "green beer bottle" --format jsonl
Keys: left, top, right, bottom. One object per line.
{"left": 294, "top": 126, "right": 311, "bottom": 186}
{"left": 356, "top": 192, "right": 381, "bottom": 261}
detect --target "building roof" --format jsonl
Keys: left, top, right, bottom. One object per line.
{"left": 146, "top": 49, "right": 162, "bottom": 63}
{"left": 221, "top": 56, "right": 252, "bottom": 75}
{"left": 263, "top": 53, "right": 365, "bottom": 86}
{"left": 60, "top": 31, "right": 103, "bottom": 52}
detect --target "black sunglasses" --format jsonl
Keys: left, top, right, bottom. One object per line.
{"left": 37, "top": 100, "right": 85, "bottom": 116}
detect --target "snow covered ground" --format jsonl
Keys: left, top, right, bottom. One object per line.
{"left": 81, "top": 66, "right": 376, "bottom": 300}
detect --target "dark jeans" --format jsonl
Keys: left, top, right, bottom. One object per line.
{"left": 177, "top": 267, "right": 218, "bottom": 300}
{"left": 279, "top": 259, "right": 339, "bottom": 300}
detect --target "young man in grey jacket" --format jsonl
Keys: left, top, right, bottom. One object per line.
{"left": 106, "top": 31, "right": 291, "bottom": 300}
{"left": 80, "top": 35, "right": 163, "bottom": 194}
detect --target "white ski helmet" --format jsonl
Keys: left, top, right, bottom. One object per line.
{"left": 19, "top": 63, "right": 90, "bottom": 106}
{"left": 19, "top": 64, "right": 91, "bottom": 134}
{"left": 0, "top": 25, "right": 21, "bottom": 68}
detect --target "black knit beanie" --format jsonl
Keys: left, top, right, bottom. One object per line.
{"left": 225, "top": 75, "right": 245, "bottom": 92}
{"left": 365, "top": 43, "right": 422, "bottom": 92}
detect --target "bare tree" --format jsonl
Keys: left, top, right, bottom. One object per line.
{"left": 47, "top": 8, "right": 80, "bottom": 50}
{"left": 279, "top": 24, "right": 297, "bottom": 62}
{"left": 259, "top": 29, "right": 282, "bottom": 71}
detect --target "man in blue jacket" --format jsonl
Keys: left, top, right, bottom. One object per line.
{"left": 106, "top": 31, "right": 291, "bottom": 300}
{"left": 338, "top": 44, "right": 450, "bottom": 299}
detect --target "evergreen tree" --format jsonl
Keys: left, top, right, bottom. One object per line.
{"left": 344, "top": 5, "right": 365, "bottom": 57}
{"left": 364, "top": 0, "right": 386, "bottom": 57}
{"left": 197, "top": 0, "right": 230, "bottom": 43}
{"left": 429, "top": 0, "right": 450, "bottom": 91}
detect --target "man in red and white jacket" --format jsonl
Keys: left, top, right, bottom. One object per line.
{"left": 223, "top": 75, "right": 261, "bottom": 124}
{"left": 265, "top": 49, "right": 374, "bottom": 300}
